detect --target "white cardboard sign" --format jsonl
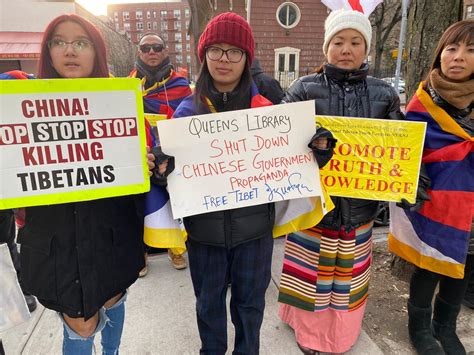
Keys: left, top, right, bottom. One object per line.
{"left": 157, "top": 100, "right": 324, "bottom": 218}
{"left": 0, "top": 78, "right": 149, "bottom": 209}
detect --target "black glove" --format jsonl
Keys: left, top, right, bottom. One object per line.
{"left": 308, "top": 126, "right": 337, "bottom": 168}
{"left": 150, "top": 146, "right": 175, "bottom": 186}
{"left": 396, "top": 164, "right": 431, "bottom": 211}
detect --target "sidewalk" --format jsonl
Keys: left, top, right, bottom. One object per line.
{"left": 1, "top": 237, "right": 386, "bottom": 354}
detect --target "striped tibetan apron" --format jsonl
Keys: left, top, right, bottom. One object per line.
{"left": 278, "top": 222, "right": 373, "bottom": 312}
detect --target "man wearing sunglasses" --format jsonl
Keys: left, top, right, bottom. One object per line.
{"left": 129, "top": 33, "right": 192, "bottom": 274}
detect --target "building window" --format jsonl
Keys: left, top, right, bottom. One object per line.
{"left": 123, "top": 11, "right": 130, "bottom": 20}
{"left": 466, "top": 5, "right": 473, "bottom": 18}
{"left": 186, "top": 34, "right": 190, "bottom": 41}
{"left": 147, "top": 11, "right": 151, "bottom": 19}
{"left": 175, "top": 21, "right": 181, "bottom": 31}
{"left": 137, "top": 22, "right": 143, "bottom": 30}
{"left": 274, "top": 47, "right": 301, "bottom": 89}
{"left": 174, "top": 9, "right": 181, "bottom": 19}
{"left": 114, "top": 12, "right": 118, "bottom": 20}
{"left": 153, "top": 21, "right": 158, "bottom": 30}
{"left": 147, "top": 22, "right": 152, "bottom": 30}
{"left": 185, "top": 9, "right": 190, "bottom": 18}
{"left": 136, "top": 11, "right": 143, "bottom": 20}
{"left": 186, "top": 43, "right": 190, "bottom": 52}
{"left": 161, "top": 21, "right": 168, "bottom": 30}
{"left": 124, "top": 23, "right": 130, "bottom": 32}
{"left": 115, "top": 23, "right": 120, "bottom": 32}
{"left": 175, "top": 43, "right": 182, "bottom": 52}
{"left": 186, "top": 20, "right": 189, "bottom": 30}
{"left": 137, "top": 33, "right": 142, "bottom": 41}
{"left": 162, "top": 33, "right": 168, "bottom": 41}
{"left": 175, "top": 33, "right": 182, "bottom": 42}
{"left": 153, "top": 11, "right": 157, "bottom": 18}
{"left": 186, "top": 55, "right": 191, "bottom": 64}
{"left": 276, "top": 2, "right": 301, "bottom": 29}
{"left": 176, "top": 54, "right": 183, "bottom": 64}
{"left": 161, "top": 10, "right": 167, "bottom": 18}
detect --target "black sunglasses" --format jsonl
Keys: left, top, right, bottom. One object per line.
{"left": 140, "top": 44, "right": 164, "bottom": 53}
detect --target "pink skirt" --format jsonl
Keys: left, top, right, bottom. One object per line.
{"left": 279, "top": 303, "right": 366, "bottom": 353}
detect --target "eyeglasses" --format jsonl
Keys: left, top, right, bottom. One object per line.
{"left": 47, "top": 39, "right": 94, "bottom": 51}
{"left": 140, "top": 44, "right": 164, "bottom": 53}
{"left": 206, "top": 46, "right": 245, "bottom": 63}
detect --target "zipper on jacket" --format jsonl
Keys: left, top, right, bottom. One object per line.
{"left": 222, "top": 92, "right": 228, "bottom": 104}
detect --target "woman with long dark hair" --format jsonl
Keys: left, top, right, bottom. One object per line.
{"left": 159, "top": 13, "right": 274, "bottom": 354}
{"left": 391, "top": 20, "right": 473, "bottom": 355}
{"left": 151, "top": 12, "right": 333, "bottom": 354}
{"left": 12, "top": 14, "right": 145, "bottom": 354}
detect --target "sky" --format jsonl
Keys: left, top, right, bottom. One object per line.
{"left": 76, "top": 0, "right": 180, "bottom": 16}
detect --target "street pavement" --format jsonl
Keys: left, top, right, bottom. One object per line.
{"left": 1, "top": 228, "right": 472, "bottom": 354}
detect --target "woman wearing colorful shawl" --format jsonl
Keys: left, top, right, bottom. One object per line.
{"left": 277, "top": 3, "right": 403, "bottom": 354}
{"left": 389, "top": 20, "right": 473, "bottom": 355}
{"left": 149, "top": 12, "right": 333, "bottom": 354}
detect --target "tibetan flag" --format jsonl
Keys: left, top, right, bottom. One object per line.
{"left": 388, "top": 83, "right": 473, "bottom": 279}
{"left": 129, "top": 69, "right": 191, "bottom": 117}
{"left": 144, "top": 183, "right": 186, "bottom": 253}
{"left": 274, "top": 189, "right": 333, "bottom": 237}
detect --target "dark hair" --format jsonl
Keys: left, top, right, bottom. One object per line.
{"left": 139, "top": 32, "right": 167, "bottom": 47}
{"left": 38, "top": 14, "right": 108, "bottom": 79}
{"left": 194, "top": 56, "right": 252, "bottom": 114}
{"left": 424, "top": 19, "right": 474, "bottom": 88}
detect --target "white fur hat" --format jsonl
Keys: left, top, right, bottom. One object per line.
{"left": 323, "top": 9, "right": 372, "bottom": 57}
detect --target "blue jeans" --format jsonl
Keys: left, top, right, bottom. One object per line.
{"left": 61, "top": 292, "right": 127, "bottom": 355}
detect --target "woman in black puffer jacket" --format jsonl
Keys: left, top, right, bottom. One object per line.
{"left": 278, "top": 8, "right": 403, "bottom": 354}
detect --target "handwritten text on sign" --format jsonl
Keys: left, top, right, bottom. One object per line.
{"left": 157, "top": 101, "right": 323, "bottom": 218}
{"left": 0, "top": 78, "right": 149, "bottom": 209}
{"left": 316, "top": 116, "right": 426, "bottom": 203}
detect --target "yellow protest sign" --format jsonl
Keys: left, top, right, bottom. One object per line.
{"left": 316, "top": 116, "right": 426, "bottom": 203}
{"left": 0, "top": 78, "right": 150, "bottom": 209}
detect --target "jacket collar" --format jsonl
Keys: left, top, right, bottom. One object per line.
{"left": 323, "top": 63, "right": 368, "bottom": 83}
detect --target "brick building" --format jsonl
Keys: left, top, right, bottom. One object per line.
{"left": 107, "top": 0, "right": 197, "bottom": 80}
{"left": 190, "top": 0, "right": 327, "bottom": 88}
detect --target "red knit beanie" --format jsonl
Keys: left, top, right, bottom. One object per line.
{"left": 197, "top": 12, "right": 254, "bottom": 64}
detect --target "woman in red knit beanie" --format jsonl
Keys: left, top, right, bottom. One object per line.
{"left": 150, "top": 10, "right": 335, "bottom": 354}
{"left": 172, "top": 12, "right": 273, "bottom": 354}
{"left": 151, "top": 11, "right": 332, "bottom": 354}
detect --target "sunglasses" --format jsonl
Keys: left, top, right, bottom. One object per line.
{"left": 140, "top": 44, "right": 164, "bottom": 53}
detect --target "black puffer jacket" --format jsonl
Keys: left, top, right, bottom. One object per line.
{"left": 283, "top": 64, "right": 404, "bottom": 231}
{"left": 250, "top": 58, "right": 284, "bottom": 104}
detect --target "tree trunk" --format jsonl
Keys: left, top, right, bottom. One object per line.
{"left": 404, "top": 0, "right": 463, "bottom": 100}
{"left": 188, "top": 0, "right": 202, "bottom": 68}
{"left": 373, "top": 43, "right": 384, "bottom": 78}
